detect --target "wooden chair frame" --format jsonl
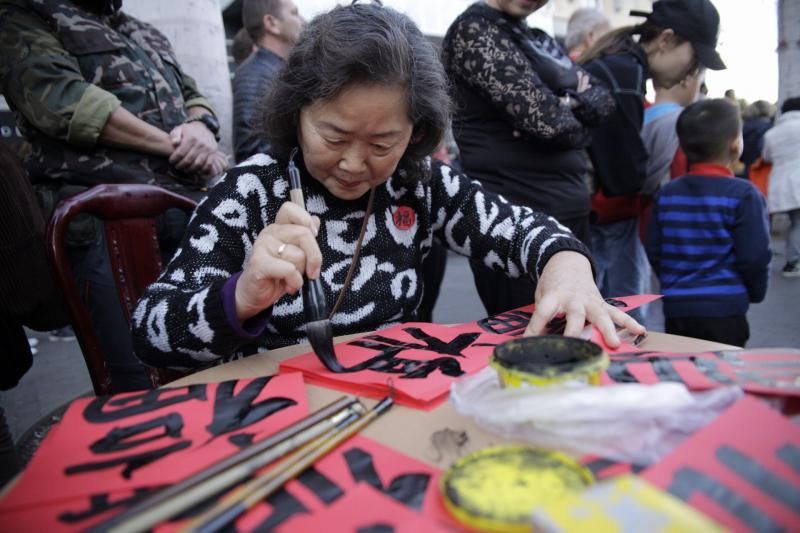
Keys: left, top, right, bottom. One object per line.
{"left": 46, "top": 184, "right": 196, "bottom": 395}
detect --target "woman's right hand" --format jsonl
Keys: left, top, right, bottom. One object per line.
{"left": 234, "top": 202, "right": 322, "bottom": 321}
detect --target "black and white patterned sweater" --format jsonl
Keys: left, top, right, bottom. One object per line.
{"left": 132, "top": 152, "right": 589, "bottom": 369}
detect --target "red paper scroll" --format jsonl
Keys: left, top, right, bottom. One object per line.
{"left": 248, "top": 435, "right": 450, "bottom": 532}
{"left": 0, "top": 373, "right": 308, "bottom": 530}
{"left": 280, "top": 322, "right": 508, "bottom": 409}
{"left": 602, "top": 349, "right": 800, "bottom": 397}
{"left": 643, "top": 396, "right": 800, "bottom": 532}
{"left": 468, "top": 295, "right": 661, "bottom": 338}
{"left": 0, "top": 435, "right": 450, "bottom": 533}
{"left": 280, "top": 483, "right": 451, "bottom": 532}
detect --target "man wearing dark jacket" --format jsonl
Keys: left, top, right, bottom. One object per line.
{"left": 233, "top": 0, "right": 303, "bottom": 163}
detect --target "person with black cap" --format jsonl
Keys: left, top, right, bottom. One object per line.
{"left": 577, "top": 0, "right": 726, "bottom": 325}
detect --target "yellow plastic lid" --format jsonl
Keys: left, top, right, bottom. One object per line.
{"left": 440, "top": 446, "right": 594, "bottom": 532}
{"left": 491, "top": 336, "right": 608, "bottom": 387}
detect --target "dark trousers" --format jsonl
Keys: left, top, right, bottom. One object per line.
{"left": 68, "top": 230, "right": 152, "bottom": 392}
{"left": 665, "top": 315, "right": 750, "bottom": 347}
{"left": 471, "top": 215, "right": 591, "bottom": 316}
{"left": 67, "top": 207, "right": 193, "bottom": 393}
{"left": 0, "top": 405, "right": 20, "bottom": 488}
{"left": 417, "top": 239, "right": 447, "bottom": 322}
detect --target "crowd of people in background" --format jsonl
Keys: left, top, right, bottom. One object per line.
{"left": 1, "top": 0, "right": 798, "bottom": 484}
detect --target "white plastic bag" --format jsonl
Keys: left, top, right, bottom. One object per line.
{"left": 450, "top": 367, "right": 743, "bottom": 465}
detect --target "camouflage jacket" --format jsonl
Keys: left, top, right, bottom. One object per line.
{"left": 0, "top": 0, "right": 215, "bottom": 189}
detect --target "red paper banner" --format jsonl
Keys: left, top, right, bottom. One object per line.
{"left": 280, "top": 483, "right": 452, "bottom": 532}
{"left": 280, "top": 322, "right": 510, "bottom": 409}
{"left": 580, "top": 455, "right": 646, "bottom": 481}
{"left": 0, "top": 373, "right": 309, "bottom": 529}
{"left": 643, "top": 396, "right": 800, "bottom": 532}
{"left": 602, "top": 349, "right": 800, "bottom": 398}
{"left": 467, "top": 295, "right": 661, "bottom": 338}
{"left": 0, "top": 425, "right": 451, "bottom": 532}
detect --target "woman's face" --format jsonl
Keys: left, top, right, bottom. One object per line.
{"left": 649, "top": 33, "right": 697, "bottom": 89}
{"left": 298, "top": 84, "right": 414, "bottom": 200}
{"left": 486, "top": 0, "right": 548, "bottom": 19}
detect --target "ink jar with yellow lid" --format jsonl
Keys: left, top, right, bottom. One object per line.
{"left": 490, "top": 335, "right": 608, "bottom": 388}
{"left": 440, "top": 445, "right": 594, "bottom": 532}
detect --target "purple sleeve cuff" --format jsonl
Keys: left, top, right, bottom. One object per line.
{"left": 222, "top": 272, "right": 272, "bottom": 339}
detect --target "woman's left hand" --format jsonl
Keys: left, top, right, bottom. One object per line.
{"left": 524, "top": 251, "right": 646, "bottom": 348}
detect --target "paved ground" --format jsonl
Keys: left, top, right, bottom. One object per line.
{"left": 3, "top": 215, "right": 798, "bottom": 447}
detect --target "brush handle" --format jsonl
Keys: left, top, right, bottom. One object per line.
{"left": 190, "top": 397, "right": 394, "bottom": 533}
{"left": 93, "top": 397, "right": 362, "bottom": 533}
{"left": 287, "top": 155, "right": 306, "bottom": 209}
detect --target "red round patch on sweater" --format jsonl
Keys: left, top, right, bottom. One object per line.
{"left": 392, "top": 206, "right": 416, "bottom": 230}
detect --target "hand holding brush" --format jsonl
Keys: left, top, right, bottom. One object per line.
{"left": 286, "top": 150, "right": 344, "bottom": 372}
{"left": 231, "top": 169, "right": 323, "bottom": 327}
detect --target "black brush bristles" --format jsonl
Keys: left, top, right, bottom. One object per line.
{"left": 302, "top": 277, "right": 343, "bottom": 372}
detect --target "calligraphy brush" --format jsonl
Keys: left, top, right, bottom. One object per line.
{"left": 185, "top": 396, "right": 394, "bottom": 533}
{"left": 287, "top": 149, "right": 343, "bottom": 372}
{"left": 90, "top": 396, "right": 363, "bottom": 533}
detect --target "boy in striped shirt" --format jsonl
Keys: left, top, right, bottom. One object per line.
{"left": 645, "top": 99, "right": 771, "bottom": 346}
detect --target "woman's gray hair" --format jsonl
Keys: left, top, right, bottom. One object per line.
{"left": 565, "top": 8, "right": 610, "bottom": 51}
{"left": 261, "top": 2, "right": 451, "bottom": 182}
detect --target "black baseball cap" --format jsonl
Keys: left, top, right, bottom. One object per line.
{"left": 631, "top": 0, "right": 726, "bottom": 70}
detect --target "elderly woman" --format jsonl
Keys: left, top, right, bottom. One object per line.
{"left": 132, "top": 2, "right": 643, "bottom": 369}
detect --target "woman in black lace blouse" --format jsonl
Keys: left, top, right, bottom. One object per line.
{"left": 442, "top": 0, "right": 615, "bottom": 316}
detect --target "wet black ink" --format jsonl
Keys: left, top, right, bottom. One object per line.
{"left": 229, "top": 433, "right": 255, "bottom": 448}
{"left": 90, "top": 413, "right": 183, "bottom": 454}
{"left": 344, "top": 448, "right": 430, "bottom": 510}
{"left": 606, "top": 353, "right": 746, "bottom": 387}
{"left": 717, "top": 445, "right": 800, "bottom": 510}
{"left": 297, "top": 467, "right": 345, "bottom": 504}
{"left": 477, "top": 310, "right": 532, "bottom": 336}
{"left": 206, "top": 377, "right": 297, "bottom": 446}
{"left": 651, "top": 359, "right": 684, "bottom": 383}
{"left": 777, "top": 444, "right": 800, "bottom": 474}
{"left": 493, "top": 336, "right": 602, "bottom": 374}
{"left": 582, "top": 458, "right": 646, "bottom": 480}
{"left": 606, "top": 361, "right": 639, "bottom": 383}
{"left": 252, "top": 487, "right": 310, "bottom": 532}
{"left": 345, "top": 327, "right": 482, "bottom": 378}
{"left": 692, "top": 358, "right": 737, "bottom": 386}
{"left": 65, "top": 441, "right": 191, "bottom": 479}
{"left": 667, "top": 467, "right": 782, "bottom": 532}
{"left": 357, "top": 524, "right": 395, "bottom": 533}
{"left": 250, "top": 446, "right": 431, "bottom": 531}
{"left": 58, "top": 488, "right": 155, "bottom": 523}
{"left": 83, "top": 385, "right": 207, "bottom": 423}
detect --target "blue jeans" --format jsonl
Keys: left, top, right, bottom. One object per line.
{"left": 591, "top": 219, "right": 648, "bottom": 324}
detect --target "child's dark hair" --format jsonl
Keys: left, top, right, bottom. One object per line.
{"left": 781, "top": 96, "right": 800, "bottom": 114}
{"left": 262, "top": 2, "right": 451, "bottom": 182}
{"left": 677, "top": 99, "right": 742, "bottom": 165}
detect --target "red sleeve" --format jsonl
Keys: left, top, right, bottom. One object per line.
{"left": 670, "top": 147, "right": 688, "bottom": 178}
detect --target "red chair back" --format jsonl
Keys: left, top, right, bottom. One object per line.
{"left": 46, "top": 184, "right": 197, "bottom": 395}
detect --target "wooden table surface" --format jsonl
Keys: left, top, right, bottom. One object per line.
{"left": 170, "top": 332, "right": 737, "bottom": 469}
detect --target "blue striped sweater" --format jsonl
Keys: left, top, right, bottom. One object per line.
{"left": 645, "top": 163, "right": 771, "bottom": 318}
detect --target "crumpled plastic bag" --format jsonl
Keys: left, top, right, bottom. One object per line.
{"left": 450, "top": 367, "right": 743, "bottom": 465}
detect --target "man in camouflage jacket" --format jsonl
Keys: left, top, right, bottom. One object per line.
{"left": 0, "top": 0, "right": 228, "bottom": 391}
{"left": 0, "top": 0, "right": 227, "bottom": 189}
